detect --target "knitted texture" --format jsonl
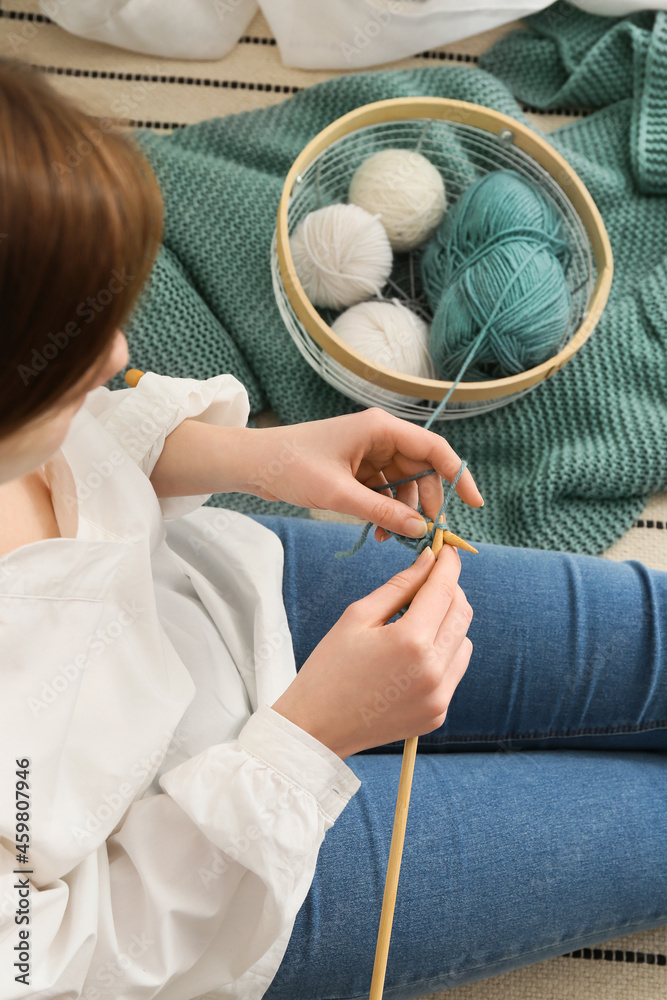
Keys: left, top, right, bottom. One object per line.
{"left": 109, "top": 5, "right": 667, "bottom": 552}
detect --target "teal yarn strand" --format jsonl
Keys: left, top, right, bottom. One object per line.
{"left": 333, "top": 517, "right": 376, "bottom": 560}
{"left": 334, "top": 374, "right": 473, "bottom": 564}
{"left": 421, "top": 169, "right": 572, "bottom": 382}
{"left": 334, "top": 460, "right": 468, "bottom": 562}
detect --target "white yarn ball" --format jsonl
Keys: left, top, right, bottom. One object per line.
{"left": 324, "top": 299, "right": 438, "bottom": 406}
{"left": 289, "top": 203, "right": 393, "bottom": 310}
{"left": 348, "top": 149, "right": 446, "bottom": 252}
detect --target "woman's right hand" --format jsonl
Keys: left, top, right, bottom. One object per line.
{"left": 270, "top": 543, "right": 473, "bottom": 759}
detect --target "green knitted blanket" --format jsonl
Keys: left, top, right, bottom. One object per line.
{"left": 112, "top": 4, "right": 667, "bottom": 554}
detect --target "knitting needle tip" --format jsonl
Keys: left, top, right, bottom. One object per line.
{"left": 426, "top": 520, "right": 478, "bottom": 555}
{"left": 442, "top": 530, "right": 479, "bottom": 554}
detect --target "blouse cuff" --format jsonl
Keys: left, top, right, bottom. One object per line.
{"left": 238, "top": 704, "right": 361, "bottom": 826}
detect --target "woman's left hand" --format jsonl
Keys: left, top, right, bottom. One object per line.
{"left": 243, "top": 408, "right": 484, "bottom": 542}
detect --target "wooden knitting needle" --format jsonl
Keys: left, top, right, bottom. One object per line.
{"left": 426, "top": 521, "right": 478, "bottom": 555}
{"left": 369, "top": 516, "right": 476, "bottom": 999}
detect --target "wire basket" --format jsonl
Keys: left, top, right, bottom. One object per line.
{"left": 272, "top": 98, "right": 613, "bottom": 421}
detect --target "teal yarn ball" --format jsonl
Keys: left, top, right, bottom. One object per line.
{"left": 420, "top": 169, "right": 573, "bottom": 380}
{"left": 421, "top": 170, "right": 571, "bottom": 308}
{"left": 429, "top": 241, "right": 572, "bottom": 380}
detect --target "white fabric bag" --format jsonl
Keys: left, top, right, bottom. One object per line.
{"left": 260, "top": 0, "right": 555, "bottom": 69}
{"left": 39, "top": 0, "right": 667, "bottom": 66}
{"left": 38, "top": 0, "right": 258, "bottom": 60}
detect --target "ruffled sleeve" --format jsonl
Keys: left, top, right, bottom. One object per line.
{"left": 0, "top": 702, "right": 360, "bottom": 999}
{"left": 84, "top": 371, "right": 250, "bottom": 520}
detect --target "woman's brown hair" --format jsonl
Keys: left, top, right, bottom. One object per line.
{"left": 0, "top": 57, "right": 164, "bottom": 439}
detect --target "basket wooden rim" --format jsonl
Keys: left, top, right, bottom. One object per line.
{"left": 275, "top": 97, "right": 613, "bottom": 404}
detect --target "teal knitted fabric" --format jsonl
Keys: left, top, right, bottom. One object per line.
{"left": 109, "top": 5, "right": 667, "bottom": 553}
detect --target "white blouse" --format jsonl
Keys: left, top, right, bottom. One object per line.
{"left": 0, "top": 372, "right": 361, "bottom": 1000}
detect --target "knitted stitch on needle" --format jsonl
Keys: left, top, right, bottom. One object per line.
{"left": 334, "top": 463, "right": 468, "bottom": 619}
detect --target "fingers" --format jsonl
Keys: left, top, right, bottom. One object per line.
{"left": 394, "top": 477, "right": 420, "bottom": 515}
{"left": 367, "top": 408, "right": 484, "bottom": 509}
{"left": 415, "top": 465, "right": 444, "bottom": 524}
{"left": 354, "top": 545, "right": 436, "bottom": 628}
{"left": 398, "top": 543, "right": 463, "bottom": 646}
{"left": 333, "top": 477, "right": 428, "bottom": 541}
{"left": 369, "top": 454, "right": 442, "bottom": 525}
{"left": 377, "top": 477, "right": 419, "bottom": 541}
{"left": 425, "top": 637, "right": 473, "bottom": 731}
{"left": 360, "top": 472, "right": 397, "bottom": 544}
{"left": 366, "top": 472, "right": 394, "bottom": 543}
{"left": 433, "top": 583, "right": 472, "bottom": 660}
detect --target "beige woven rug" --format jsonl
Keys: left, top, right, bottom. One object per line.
{"left": 3, "top": 2, "right": 665, "bottom": 997}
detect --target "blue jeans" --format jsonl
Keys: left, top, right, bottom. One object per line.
{"left": 247, "top": 513, "right": 667, "bottom": 1000}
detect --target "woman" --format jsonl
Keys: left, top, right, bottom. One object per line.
{"left": 0, "top": 57, "right": 665, "bottom": 1000}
